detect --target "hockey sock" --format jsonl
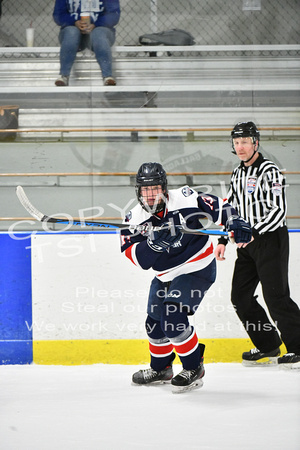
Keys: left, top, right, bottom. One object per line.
{"left": 161, "top": 302, "right": 202, "bottom": 370}
{"left": 146, "top": 315, "right": 174, "bottom": 372}
{"left": 171, "top": 327, "right": 202, "bottom": 370}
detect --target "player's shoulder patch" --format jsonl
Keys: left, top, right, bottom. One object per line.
{"left": 181, "top": 186, "right": 194, "bottom": 197}
{"left": 168, "top": 186, "right": 198, "bottom": 210}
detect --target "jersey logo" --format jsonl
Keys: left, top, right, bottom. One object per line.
{"left": 167, "top": 291, "right": 181, "bottom": 299}
{"left": 125, "top": 211, "right": 132, "bottom": 222}
{"left": 272, "top": 182, "right": 282, "bottom": 196}
{"left": 182, "top": 187, "right": 193, "bottom": 197}
{"left": 247, "top": 176, "right": 257, "bottom": 194}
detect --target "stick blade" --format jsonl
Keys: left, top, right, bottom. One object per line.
{"left": 16, "top": 186, "right": 44, "bottom": 221}
{"left": 181, "top": 226, "right": 228, "bottom": 236}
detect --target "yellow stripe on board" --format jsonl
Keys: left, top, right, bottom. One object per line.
{"left": 33, "top": 339, "right": 287, "bottom": 365}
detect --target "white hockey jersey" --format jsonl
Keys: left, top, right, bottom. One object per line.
{"left": 120, "top": 186, "right": 236, "bottom": 282}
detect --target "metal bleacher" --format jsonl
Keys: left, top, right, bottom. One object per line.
{"left": 0, "top": 45, "right": 300, "bottom": 140}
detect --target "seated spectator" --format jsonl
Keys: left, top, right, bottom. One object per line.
{"left": 53, "top": 0, "right": 120, "bottom": 86}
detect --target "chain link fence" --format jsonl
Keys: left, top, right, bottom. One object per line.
{"left": 0, "top": 0, "right": 299, "bottom": 49}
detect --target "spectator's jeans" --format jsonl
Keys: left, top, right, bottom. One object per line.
{"left": 58, "top": 26, "right": 116, "bottom": 78}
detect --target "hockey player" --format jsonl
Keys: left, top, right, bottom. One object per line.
{"left": 215, "top": 122, "right": 300, "bottom": 369}
{"left": 120, "top": 162, "right": 252, "bottom": 392}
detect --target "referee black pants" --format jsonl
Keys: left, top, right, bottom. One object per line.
{"left": 231, "top": 226, "right": 300, "bottom": 354}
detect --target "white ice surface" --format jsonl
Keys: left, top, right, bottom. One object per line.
{"left": 0, "top": 363, "right": 299, "bottom": 450}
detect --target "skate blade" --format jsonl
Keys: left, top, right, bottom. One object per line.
{"left": 278, "top": 362, "right": 300, "bottom": 370}
{"left": 131, "top": 379, "right": 172, "bottom": 387}
{"left": 172, "top": 378, "right": 204, "bottom": 394}
{"left": 242, "top": 357, "right": 279, "bottom": 367}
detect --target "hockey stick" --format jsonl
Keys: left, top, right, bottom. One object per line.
{"left": 15, "top": 185, "right": 229, "bottom": 237}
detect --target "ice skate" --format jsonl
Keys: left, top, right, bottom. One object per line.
{"left": 278, "top": 353, "right": 300, "bottom": 370}
{"left": 242, "top": 347, "right": 280, "bottom": 366}
{"left": 132, "top": 365, "right": 173, "bottom": 385}
{"left": 171, "top": 361, "right": 205, "bottom": 394}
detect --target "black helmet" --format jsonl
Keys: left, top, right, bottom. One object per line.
{"left": 135, "top": 162, "right": 168, "bottom": 213}
{"left": 136, "top": 162, "right": 167, "bottom": 187}
{"left": 231, "top": 121, "right": 260, "bottom": 153}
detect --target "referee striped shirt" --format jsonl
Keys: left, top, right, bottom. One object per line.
{"left": 225, "top": 153, "right": 287, "bottom": 235}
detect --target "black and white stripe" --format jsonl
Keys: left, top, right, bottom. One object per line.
{"left": 226, "top": 155, "right": 287, "bottom": 234}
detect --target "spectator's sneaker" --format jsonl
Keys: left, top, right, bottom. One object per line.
{"left": 242, "top": 347, "right": 280, "bottom": 366}
{"left": 55, "top": 76, "right": 69, "bottom": 87}
{"left": 278, "top": 353, "right": 300, "bottom": 370}
{"left": 171, "top": 360, "right": 205, "bottom": 394}
{"left": 103, "top": 76, "right": 116, "bottom": 86}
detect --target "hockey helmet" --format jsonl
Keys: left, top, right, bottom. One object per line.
{"left": 135, "top": 162, "right": 168, "bottom": 213}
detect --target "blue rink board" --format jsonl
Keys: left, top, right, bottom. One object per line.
{"left": 0, "top": 234, "right": 33, "bottom": 364}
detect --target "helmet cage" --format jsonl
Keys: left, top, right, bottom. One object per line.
{"left": 135, "top": 162, "right": 168, "bottom": 214}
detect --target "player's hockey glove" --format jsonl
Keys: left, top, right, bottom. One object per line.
{"left": 147, "top": 225, "right": 183, "bottom": 252}
{"left": 226, "top": 215, "right": 252, "bottom": 244}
